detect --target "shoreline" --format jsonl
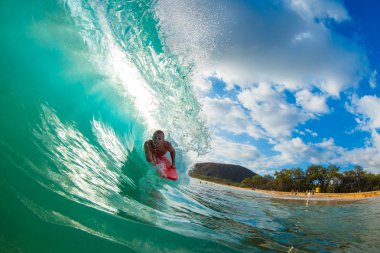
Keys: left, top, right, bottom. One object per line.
{"left": 252, "top": 188, "right": 380, "bottom": 199}
{"left": 192, "top": 178, "right": 380, "bottom": 199}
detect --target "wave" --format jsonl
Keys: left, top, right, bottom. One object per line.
{"left": 0, "top": 0, "right": 232, "bottom": 252}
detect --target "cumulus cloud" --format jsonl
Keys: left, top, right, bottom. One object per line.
{"left": 194, "top": 136, "right": 261, "bottom": 166}
{"left": 332, "top": 94, "right": 380, "bottom": 172}
{"left": 265, "top": 107, "right": 380, "bottom": 172}
{"left": 348, "top": 95, "right": 380, "bottom": 131}
{"left": 200, "top": 97, "right": 264, "bottom": 139}
{"left": 227, "top": 137, "right": 346, "bottom": 173}
{"left": 333, "top": 146, "right": 380, "bottom": 174}
{"left": 237, "top": 83, "right": 313, "bottom": 138}
{"left": 271, "top": 137, "right": 344, "bottom": 165}
{"left": 348, "top": 94, "right": 380, "bottom": 154}
{"left": 273, "top": 137, "right": 310, "bottom": 164}
{"left": 295, "top": 89, "right": 329, "bottom": 113}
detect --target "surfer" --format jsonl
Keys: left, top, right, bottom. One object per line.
{"left": 144, "top": 130, "right": 176, "bottom": 170}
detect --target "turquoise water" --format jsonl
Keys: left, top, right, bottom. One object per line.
{"left": 1, "top": 0, "right": 380, "bottom": 252}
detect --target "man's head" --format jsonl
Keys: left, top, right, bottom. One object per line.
{"left": 152, "top": 130, "right": 165, "bottom": 148}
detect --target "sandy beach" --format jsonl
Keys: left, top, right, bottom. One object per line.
{"left": 193, "top": 178, "right": 380, "bottom": 199}
{"left": 251, "top": 189, "right": 380, "bottom": 199}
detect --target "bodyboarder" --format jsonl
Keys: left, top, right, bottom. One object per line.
{"left": 144, "top": 130, "right": 178, "bottom": 180}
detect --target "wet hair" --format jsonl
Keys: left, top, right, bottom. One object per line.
{"left": 153, "top": 130, "right": 164, "bottom": 138}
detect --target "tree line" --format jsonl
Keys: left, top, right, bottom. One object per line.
{"left": 240, "top": 165, "right": 380, "bottom": 193}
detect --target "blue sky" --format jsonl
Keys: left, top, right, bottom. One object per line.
{"left": 155, "top": 0, "right": 380, "bottom": 174}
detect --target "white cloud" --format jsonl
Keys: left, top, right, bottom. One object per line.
{"left": 295, "top": 89, "right": 329, "bottom": 113}
{"left": 273, "top": 137, "right": 310, "bottom": 164}
{"left": 200, "top": 97, "right": 264, "bottom": 139}
{"left": 305, "top": 128, "right": 318, "bottom": 137}
{"left": 348, "top": 94, "right": 380, "bottom": 157}
{"left": 272, "top": 137, "right": 339, "bottom": 164}
{"left": 193, "top": 136, "right": 261, "bottom": 166}
{"left": 293, "top": 31, "right": 313, "bottom": 42}
{"left": 223, "top": 137, "right": 342, "bottom": 174}
{"left": 330, "top": 95, "right": 380, "bottom": 173}
{"left": 267, "top": 134, "right": 380, "bottom": 173}
{"left": 370, "top": 70, "right": 377, "bottom": 89}
{"left": 286, "top": 0, "right": 350, "bottom": 23}
{"left": 260, "top": 95, "right": 380, "bottom": 173}
{"left": 237, "top": 83, "right": 313, "bottom": 138}
{"left": 349, "top": 95, "right": 380, "bottom": 131}
{"left": 332, "top": 139, "right": 380, "bottom": 174}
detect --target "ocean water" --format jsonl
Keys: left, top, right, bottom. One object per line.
{"left": 1, "top": 0, "right": 380, "bottom": 252}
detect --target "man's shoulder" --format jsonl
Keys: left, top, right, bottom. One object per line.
{"left": 164, "top": 141, "right": 173, "bottom": 149}
{"left": 164, "top": 140, "right": 172, "bottom": 146}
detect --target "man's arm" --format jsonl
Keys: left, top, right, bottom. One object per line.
{"left": 144, "top": 141, "right": 155, "bottom": 164}
{"left": 167, "top": 142, "right": 176, "bottom": 168}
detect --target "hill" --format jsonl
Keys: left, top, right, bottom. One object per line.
{"left": 188, "top": 162, "right": 257, "bottom": 184}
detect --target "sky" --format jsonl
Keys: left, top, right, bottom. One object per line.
{"left": 155, "top": 0, "right": 380, "bottom": 174}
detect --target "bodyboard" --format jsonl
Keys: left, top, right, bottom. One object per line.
{"left": 155, "top": 156, "right": 178, "bottom": 181}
